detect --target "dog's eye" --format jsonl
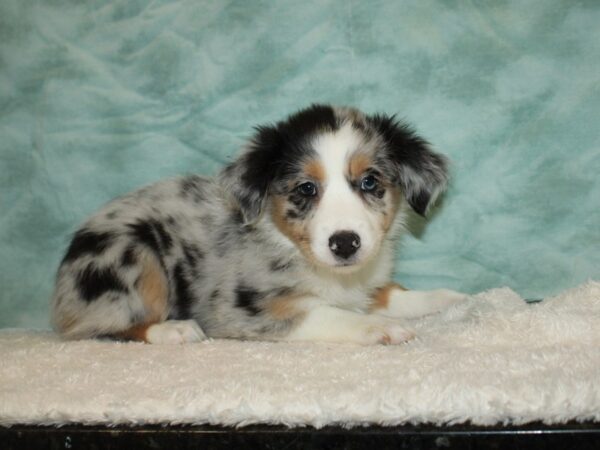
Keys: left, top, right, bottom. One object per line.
{"left": 360, "top": 175, "right": 378, "bottom": 192}
{"left": 297, "top": 182, "right": 318, "bottom": 197}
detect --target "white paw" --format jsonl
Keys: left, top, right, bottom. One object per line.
{"left": 285, "top": 305, "right": 415, "bottom": 345}
{"left": 146, "top": 320, "right": 207, "bottom": 344}
{"left": 363, "top": 317, "right": 415, "bottom": 345}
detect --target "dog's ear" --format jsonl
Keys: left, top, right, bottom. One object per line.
{"left": 368, "top": 114, "right": 449, "bottom": 216}
{"left": 221, "top": 125, "right": 284, "bottom": 224}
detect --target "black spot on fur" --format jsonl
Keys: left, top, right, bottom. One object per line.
{"left": 172, "top": 263, "right": 194, "bottom": 319}
{"left": 180, "top": 175, "right": 208, "bottom": 203}
{"left": 273, "top": 286, "right": 294, "bottom": 297}
{"left": 235, "top": 285, "right": 262, "bottom": 316}
{"left": 62, "top": 230, "right": 114, "bottom": 264}
{"left": 209, "top": 289, "right": 220, "bottom": 304}
{"left": 121, "top": 246, "right": 137, "bottom": 266}
{"left": 127, "top": 219, "right": 173, "bottom": 255}
{"left": 270, "top": 259, "right": 292, "bottom": 272}
{"left": 152, "top": 221, "right": 173, "bottom": 249}
{"left": 232, "top": 209, "right": 245, "bottom": 225}
{"left": 77, "top": 264, "right": 128, "bottom": 302}
{"left": 182, "top": 244, "right": 204, "bottom": 268}
{"left": 374, "top": 187, "right": 386, "bottom": 199}
{"left": 409, "top": 191, "right": 432, "bottom": 216}
{"left": 279, "top": 104, "right": 338, "bottom": 138}
{"left": 350, "top": 118, "right": 369, "bottom": 133}
{"left": 286, "top": 209, "right": 299, "bottom": 219}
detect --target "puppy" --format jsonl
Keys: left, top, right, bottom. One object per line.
{"left": 51, "top": 105, "right": 464, "bottom": 345}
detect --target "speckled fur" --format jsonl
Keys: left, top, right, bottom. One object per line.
{"left": 51, "top": 105, "right": 453, "bottom": 344}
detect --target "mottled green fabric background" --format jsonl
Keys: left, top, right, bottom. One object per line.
{"left": 1, "top": 0, "right": 598, "bottom": 329}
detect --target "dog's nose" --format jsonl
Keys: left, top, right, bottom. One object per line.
{"left": 328, "top": 231, "right": 361, "bottom": 260}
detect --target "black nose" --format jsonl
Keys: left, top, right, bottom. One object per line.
{"left": 328, "top": 231, "right": 361, "bottom": 260}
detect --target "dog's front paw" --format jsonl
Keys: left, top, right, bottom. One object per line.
{"left": 284, "top": 306, "right": 415, "bottom": 345}
{"left": 145, "top": 320, "right": 207, "bottom": 344}
{"left": 363, "top": 317, "right": 415, "bottom": 345}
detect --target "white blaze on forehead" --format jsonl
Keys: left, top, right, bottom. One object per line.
{"left": 308, "top": 123, "right": 381, "bottom": 268}
{"left": 311, "top": 122, "right": 359, "bottom": 184}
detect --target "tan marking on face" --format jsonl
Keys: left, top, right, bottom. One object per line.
{"left": 370, "top": 282, "right": 408, "bottom": 311}
{"left": 136, "top": 253, "right": 168, "bottom": 322}
{"left": 270, "top": 195, "right": 319, "bottom": 264}
{"left": 348, "top": 152, "right": 372, "bottom": 180}
{"left": 304, "top": 159, "right": 325, "bottom": 183}
{"left": 114, "top": 323, "right": 154, "bottom": 342}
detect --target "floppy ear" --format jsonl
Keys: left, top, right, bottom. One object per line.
{"left": 368, "top": 114, "right": 449, "bottom": 216}
{"left": 221, "top": 125, "right": 284, "bottom": 224}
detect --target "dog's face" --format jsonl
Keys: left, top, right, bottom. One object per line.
{"left": 268, "top": 121, "right": 403, "bottom": 270}
{"left": 223, "top": 105, "right": 448, "bottom": 271}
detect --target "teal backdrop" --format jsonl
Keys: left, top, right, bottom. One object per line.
{"left": 1, "top": 0, "right": 599, "bottom": 329}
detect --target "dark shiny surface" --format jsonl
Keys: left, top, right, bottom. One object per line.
{"left": 2, "top": 422, "right": 600, "bottom": 450}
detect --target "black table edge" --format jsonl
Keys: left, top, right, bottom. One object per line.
{"left": 2, "top": 420, "right": 600, "bottom": 449}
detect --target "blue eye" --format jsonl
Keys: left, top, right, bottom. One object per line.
{"left": 297, "top": 182, "right": 317, "bottom": 197}
{"left": 360, "top": 175, "right": 378, "bottom": 192}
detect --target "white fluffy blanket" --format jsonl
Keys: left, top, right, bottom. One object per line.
{"left": 1, "top": 281, "right": 599, "bottom": 428}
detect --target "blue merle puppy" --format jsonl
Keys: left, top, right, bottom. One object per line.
{"left": 51, "top": 105, "right": 465, "bottom": 345}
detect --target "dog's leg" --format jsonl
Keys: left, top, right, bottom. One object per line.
{"left": 117, "top": 320, "right": 207, "bottom": 344}
{"left": 54, "top": 246, "right": 208, "bottom": 344}
{"left": 371, "top": 283, "right": 466, "bottom": 319}
{"left": 112, "top": 251, "right": 208, "bottom": 344}
{"left": 284, "top": 304, "right": 414, "bottom": 345}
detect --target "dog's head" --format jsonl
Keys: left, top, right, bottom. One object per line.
{"left": 222, "top": 105, "right": 448, "bottom": 271}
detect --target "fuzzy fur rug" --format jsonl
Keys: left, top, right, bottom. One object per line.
{"left": 1, "top": 281, "right": 599, "bottom": 428}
